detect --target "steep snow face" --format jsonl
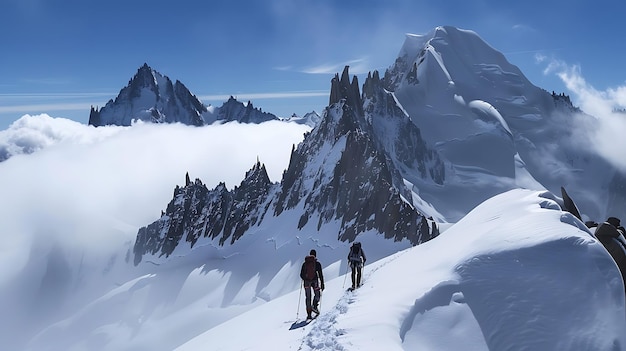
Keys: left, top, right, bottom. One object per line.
{"left": 388, "top": 26, "right": 538, "bottom": 106}
{"left": 385, "top": 26, "right": 618, "bottom": 222}
{"left": 89, "top": 64, "right": 211, "bottom": 127}
{"left": 362, "top": 70, "right": 445, "bottom": 188}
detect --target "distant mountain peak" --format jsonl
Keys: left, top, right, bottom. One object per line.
{"left": 88, "top": 65, "right": 282, "bottom": 127}
{"left": 89, "top": 64, "right": 208, "bottom": 127}
{"left": 216, "top": 96, "right": 279, "bottom": 123}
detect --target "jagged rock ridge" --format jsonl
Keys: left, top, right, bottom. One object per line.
{"left": 133, "top": 66, "right": 444, "bottom": 264}
{"left": 133, "top": 162, "right": 275, "bottom": 264}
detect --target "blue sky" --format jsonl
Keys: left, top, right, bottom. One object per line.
{"left": 1, "top": 0, "right": 625, "bottom": 130}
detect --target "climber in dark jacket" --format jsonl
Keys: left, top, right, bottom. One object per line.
{"left": 347, "top": 242, "right": 366, "bottom": 290}
{"left": 300, "top": 249, "right": 324, "bottom": 319}
{"left": 595, "top": 217, "right": 626, "bottom": 294}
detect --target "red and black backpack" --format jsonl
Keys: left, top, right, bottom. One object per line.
{"left": 304, "top": 255, "right": 317, "bottom": 280}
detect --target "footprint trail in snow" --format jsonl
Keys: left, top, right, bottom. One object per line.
{"left": 298, "top": 250, "right": 408, "bottom": 350}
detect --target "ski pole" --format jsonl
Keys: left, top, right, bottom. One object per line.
{"left": 342, "top": 260, "right": 349, "bottom": 288}
{"left": 318, "top": 295, "right": 322, "bottom": 315}
{"left": 296, "top": 281, "right": 302, "bottom": 319}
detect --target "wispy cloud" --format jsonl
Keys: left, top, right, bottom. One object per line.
{"left": 0, "top": 102, "right": 97, "bottom": 114}
{"left": 0, "top": 91, "right": 327, "bottom": 116}
{"left": 301, "top": 58, "right": 372, "bottom": 75}
{"left": 503, "top": 49, "right": 558, "bottom": 56}
{"left": 0, "top": 93, "right": 113, "bottom": 99}
{"left": 0, "top": 92, "right": 113, "bottom": 114}
{"left": 273, "top": 65, "right": 293, "bottom": 72}
{"left": 20, "top": 78, "right": 74, "bottom": 86}
{"left": 511, "top": 24, "right": 536, "bottom": 33}
{"left": 541, "top": 58, "right": 626, "bottom": 172}
{"left": 199, "top": 90, "right": 327, "bottom": 102}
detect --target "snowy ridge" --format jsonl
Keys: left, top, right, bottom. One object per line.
{"left": 176, "top": 189, "right": 625, "bottom": 350}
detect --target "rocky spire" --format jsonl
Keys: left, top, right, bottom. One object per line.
{"left": 329, "top": 66, "right": 363, "bottom": 116}
{"left": 88, "top": 106, "right": 101, "bottom": 126}
{"left": 362, "top": 70, "right": 381, "bottom": 100}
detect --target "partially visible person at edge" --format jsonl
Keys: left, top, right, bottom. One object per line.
{"left": 594, "top": 216, "right": 626, "bottom": 294}
{"left": 347, "top": 241, "right": 366, "bottom": 290}
{"left": 300, "top": 249, "right": 324, "bottom": 319}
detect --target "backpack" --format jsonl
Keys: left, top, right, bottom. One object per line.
{"left": 304, "top": 255, "right": 317, "bottom": 280}
{"left": 349, "top": 242, "right": 362, "bottom": 262}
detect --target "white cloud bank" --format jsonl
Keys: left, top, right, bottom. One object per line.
{"left": 0, "top": 114, "right": 310, "bottom": 284}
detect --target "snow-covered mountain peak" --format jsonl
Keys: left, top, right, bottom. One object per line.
{"left": 285, "top": 111, "right": 322, "bottom": 127}
{"left": 89, "top": 64, "right": 209, "bottom": 127}
{"left": 400, "top": 26, "right": 500, "bottom": 62}
{"left": 215, "top": 96, "right": 280, "bottom": 124}
{"left": 387, "top": 25, "right": 530, "bottom": 98}
{"left": 88, "top": 65, "right": 285, "bottom": 128}
{"left": 132, "top": 63, "right": 160, "bottom": 89}
{"left": 379, "top": 26, "right": 624, "bottom": 223}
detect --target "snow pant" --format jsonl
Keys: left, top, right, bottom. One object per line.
{"left": 303, "top": 279, "right": 321, "bottom": 316}
{"left": 350, "top": 260, "right": 363, "bottom": 288}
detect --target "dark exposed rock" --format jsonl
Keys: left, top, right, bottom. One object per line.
{"left": 362, "top": 70, "right": 445, "bottom": 185}
{"left": 133, "top": 161, "right": 275, "bottom": 264}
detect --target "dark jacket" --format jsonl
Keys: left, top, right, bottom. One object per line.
{"left": 595, "top": 222, "right": 626, "bottom": 290}
{"left": 300, "top": 257, "right": 324, "bottom": 286}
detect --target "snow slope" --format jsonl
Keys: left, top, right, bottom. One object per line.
{"left": 177, "top": 189, "right": 626, "bottom": 350}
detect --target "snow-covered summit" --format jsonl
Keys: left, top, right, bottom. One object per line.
{"left": 385, "top": 26, "right": 624, "bottom": 223}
